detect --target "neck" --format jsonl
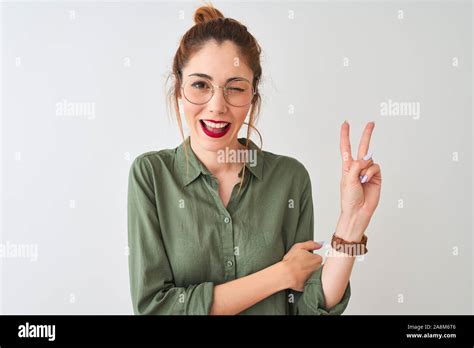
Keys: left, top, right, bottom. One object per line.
{"left": 189, "top": 137, "right": 247, "bottom": 176}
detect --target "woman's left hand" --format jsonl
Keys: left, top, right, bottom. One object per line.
{"left": 336, "top": 121, "right": 382, "bottom": 241}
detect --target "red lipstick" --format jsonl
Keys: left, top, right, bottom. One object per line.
{"left": 200, "top": 119, "right": 231, "bottom": 138}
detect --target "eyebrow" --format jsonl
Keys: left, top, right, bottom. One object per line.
{"left": 188, "top": 73, "right": 249, "bottom": 83}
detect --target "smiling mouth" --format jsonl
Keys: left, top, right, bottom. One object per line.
{"left": 199, "top": 119, "right": 231, "bottom": 138}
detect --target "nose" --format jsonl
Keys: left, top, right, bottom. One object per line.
{"left": 208, "top": 87, "right": 227, "bottom": 114}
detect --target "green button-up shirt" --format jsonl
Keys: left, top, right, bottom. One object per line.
{"left": 127, "top": 136, "right": 351, "bottom": 315}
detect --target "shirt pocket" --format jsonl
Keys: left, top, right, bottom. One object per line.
{"left": 178, "top": 221, "right": 203, "bottom": 249}
{"left": 239, "top": 218, "right": 267, "bottom": 248}
{"left": 240, "top": 218, "right": 284, "bottom": 270}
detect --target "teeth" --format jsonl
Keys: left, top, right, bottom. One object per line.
{"left": 202, "top": 120, "right": 229, "bottom": 129}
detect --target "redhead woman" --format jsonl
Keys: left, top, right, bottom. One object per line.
{"left": 127, "top": 3, "right": 382, "bottom": 315}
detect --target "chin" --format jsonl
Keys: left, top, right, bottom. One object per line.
{"left": 192, "top": 132, "right": 232, "bottom": 153}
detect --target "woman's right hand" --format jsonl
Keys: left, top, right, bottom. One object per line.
{"left": 280, "top": 240, "right": 323, "bottom": 292}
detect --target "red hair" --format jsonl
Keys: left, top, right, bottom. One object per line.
{"left": 165, "top": 1, "right": 264, "bottom": 195}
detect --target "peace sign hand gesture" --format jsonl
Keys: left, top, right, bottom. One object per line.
{"left": 336, "top": 121, "right": 382, "bottom": 242}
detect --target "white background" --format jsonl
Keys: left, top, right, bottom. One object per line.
{"left": 1, "top": 0, "right": 472, "bottom": 314}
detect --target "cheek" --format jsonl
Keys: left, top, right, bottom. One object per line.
{"left": 234, "top": 107, "right": 251, "bottom": 124}
{"left": 182, "top": 102, "right": 203, "bottom": 125}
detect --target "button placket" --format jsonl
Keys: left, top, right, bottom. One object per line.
{"left": 222, "top": 214, "right": 236, "bottom": 280}
{"left": 203, "top": 174, "right": 238, "bottom": 281}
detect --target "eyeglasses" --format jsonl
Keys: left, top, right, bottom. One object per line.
{"left": 181, "top": 76, "right": 256, "bottom": 107}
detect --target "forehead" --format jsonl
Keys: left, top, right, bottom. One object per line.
{"left": 182, "top": 40, "right": 253, "bottom": 82}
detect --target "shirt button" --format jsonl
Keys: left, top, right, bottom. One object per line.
{"left": 224, "top": 217, "right": 231, "bottom": 224}
{"left": 226, "top": 260, "right": 234, "bottom": 267}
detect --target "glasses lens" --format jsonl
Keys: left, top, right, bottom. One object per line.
{"left": 225, "top": 79, "right": 253, "bottom": 106}
{"left": 182, "top": 77, "right": 254, "bottom": 106}
{"left": 183, "top": 76, "right": 213, "bottom": 104}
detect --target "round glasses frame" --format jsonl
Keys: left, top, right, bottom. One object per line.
{"left": 180, "top": 77, "right": 257, "bottom": 107}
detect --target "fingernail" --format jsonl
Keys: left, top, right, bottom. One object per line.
{"left": 363, "top": 152, "right": 373, "bottom": 161}
{"left": 317, "top": 240, "right": 325, "bottom": 246}
{"left": 360, "top": 175, "right": 368, "bottom": 183}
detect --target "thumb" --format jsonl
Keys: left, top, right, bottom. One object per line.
{"left": 299, "top": 240, "right": 324, "bottom": 251}
{"left": 348, "top": 155, "right": 373, "bottom": 183}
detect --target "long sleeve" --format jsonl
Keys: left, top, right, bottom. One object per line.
{"left": 127, "top": 155, "right": 215, "bottom": 315}
{"left": 288, "top": 170, "right": 351, "bottom": 315}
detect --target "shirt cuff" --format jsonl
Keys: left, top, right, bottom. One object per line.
{"left": 297, "top": 267, "right": 351, "bottom": 315}
{"left": 186, "top": 281, "right": 215, "bottom": 315}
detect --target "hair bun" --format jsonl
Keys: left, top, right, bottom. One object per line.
{"left": 193, "top": 4, "right": 224, "bottom": 25}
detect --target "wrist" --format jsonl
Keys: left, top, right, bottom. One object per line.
{"left": 335, "top": 212, "right": 369, "bottom": 242}
{"left": 274, "top": 261, "right": 292, "bottom": 291}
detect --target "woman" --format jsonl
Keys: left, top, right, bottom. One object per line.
{"left": 127, "top": 3, "right": 382, "bottom": 315}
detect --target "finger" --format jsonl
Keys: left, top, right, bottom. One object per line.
{"left": 362, "top": 163, "right": 381, "bottom": 184}
{"left": 357, "top": 122, "right": 375, "bottom": 159}
{"left": 340, "top": 121, "right": 353, "bottom": 172}
{"left": 311, "top": 254, "right": 323, "bottom": 267}
{"left": 297, "top": 240, "right": 323, "bottom": 251}
{"left": 359, "top": 160, "right": 377, "bottom": 183}
{"left": 348, "top": 158, "right": 374, "bottom": 183}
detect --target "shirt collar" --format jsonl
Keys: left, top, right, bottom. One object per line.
{"left": 175, "top": 136, "right": 264, "bottom": 188}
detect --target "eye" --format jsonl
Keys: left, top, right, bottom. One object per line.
{"left": 226, "top": 80, "right": 250, "bottom": 93}
{"left": 191, "top": 80, "right": 210, "bottom": 89}
{"left": 228, "top": 87, "right": 245, "bottom": 92}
